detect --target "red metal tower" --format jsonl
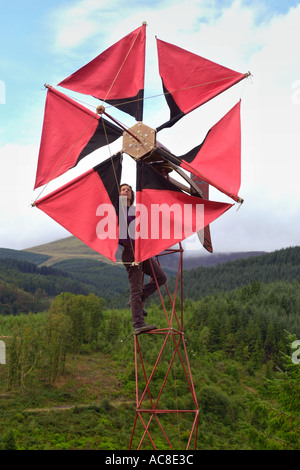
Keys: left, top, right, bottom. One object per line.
{"left": 129, "top": 244, "right": 199, "bottom": 450}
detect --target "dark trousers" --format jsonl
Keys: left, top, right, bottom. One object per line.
{"left": 122, "top": 245, "right": 167, "bottom": 328}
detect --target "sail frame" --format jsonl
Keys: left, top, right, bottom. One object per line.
{"left": 33, "top": 25, "right": 248, "bottom": 262}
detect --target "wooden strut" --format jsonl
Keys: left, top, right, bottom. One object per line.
{"left": 129, "top": 243, "right": 199, "bottom": 451}
{"left": 96, "top": 105, "right": 141, "bottom": 144}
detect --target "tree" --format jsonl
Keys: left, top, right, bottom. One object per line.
{"left": 0, "top": 429, "right": 17, "bottom": 450}
{"left": 46, "top": 311, "right": 72, "bottom": 382}
{"left": 50, "top": 292, "right": 105, "bottom": 353}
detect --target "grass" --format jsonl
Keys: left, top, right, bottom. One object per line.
{"left": 24, "top": 236, "right": 114, "bottom": 267}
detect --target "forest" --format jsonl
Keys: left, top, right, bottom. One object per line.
{"left": 1, "top": 246, "right": 300, "bottom": 314}
{"left": 0, "top": 246, "right": 299, "bottom": 450}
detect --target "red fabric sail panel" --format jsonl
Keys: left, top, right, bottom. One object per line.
{"left": 181, "top": 101, "right": 241, "bottom": 201}
{"left": 58, "top": 24, "right": 146, "bottom": 121}
{"left": 34, "top": 154, "right": 122, "bottom": 262}
{"left": 134, "top": 161, "right": 232, "bottom": 262}
{"left": 34, "top": 86, "right": 122, "bottom": 189}
{"left": 156, "top": 38, "right": 248, "bottom": 130}
{"left": 156, "top": 101, "right": 242, "bottom": 202}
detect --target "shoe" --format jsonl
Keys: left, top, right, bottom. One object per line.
{"left": 133, "top": 324, "right": 157, "bottom": 335}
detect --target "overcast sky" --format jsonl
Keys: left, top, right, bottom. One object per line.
{"left": 0, "top": 0, "right": 299, "bottom": 255}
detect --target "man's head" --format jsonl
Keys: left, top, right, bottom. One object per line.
{"left": 119, "top": 183, "right": 135, "bottom": 206}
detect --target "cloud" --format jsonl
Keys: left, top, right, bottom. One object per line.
{"left": 244, "top": 4, "right": 300, "bottom": 208}
{"left": 0, "top": 144, "right": 68, "bottom": 250}
{"left": 49, "top": 0, "right": 153, "bottom": 53}
{"left": 49, "top": 0, "right": 110, "bottom": 51}
{"left": 50, "top": 0, "right": 253, "bottom": 55}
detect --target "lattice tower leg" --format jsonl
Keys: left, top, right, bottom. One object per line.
{"left": 129, "top": 244, "right": 199, "bottom": 450}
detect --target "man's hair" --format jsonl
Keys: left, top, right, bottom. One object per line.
{"left": 120, "top": 183, "right": 135, "bottom": 206}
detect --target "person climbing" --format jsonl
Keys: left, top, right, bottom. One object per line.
{"left": 119, "top": 183, "right": 167, "bottom": 335}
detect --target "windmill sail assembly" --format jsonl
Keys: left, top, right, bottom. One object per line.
{"left": 33, "top": 23, "right": 250, "bottom": 449}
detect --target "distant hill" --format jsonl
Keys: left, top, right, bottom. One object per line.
{"left": 0, "top": 236, "right": 277, "bottom": 315}
{"left": 0, "top": 255, "right": 128, "bottom": 314}
{"left": 0, "top": 257, "right": 105, "bottom": 315}
{"left": 173, "top": 245, "right": 300, "bottom": 299}
{"left": 22, "top": 236, "right": 266, "bottom": 274}
{"left": 0, "top": 237, "right": 299, "bottom": 315}
{"left": 0, "top": 247, "right": 50, "bottom": 265}
{"left": 161, "top": 250, "right": 267, "bottom": 274}
{"left": 24, "top": 236, "right": 119, "bottom": 267}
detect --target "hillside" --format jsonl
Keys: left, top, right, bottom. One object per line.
{"left": 0, "top": 243, "right": 299, "bottom": 449}
{"left": 0, "top": 257, "right": 129, "bottom": 314}
{"left": 0, "top": 243, "right": 299, "bottom": 315}
{"left": 175, "top": 245, "right": 300, "bottom": 299}
{"left": 24, "top": 236, "right": 118, "bottom": 267}
{"left": 0, "top": 247, "right": 50, "bottom": 265}
{"left": 23, "top": 236, "right": 265, "bottom": 271}
{"left": 0, "top": 258, "right": 97, "bottom": 315}
{"left": 0, "top": 280, "right": 299, "bottom": 450}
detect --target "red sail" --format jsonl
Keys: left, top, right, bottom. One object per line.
{"left": 34, "top": 86, "right": 122, "bottom": 189}
{"left": 156, "top": 101, "right": 242, "bottom": 202}
{"left": 156, "top": 38, "right": 248, "bottom": 130}
{"left": 58, "top": 24, "right": 146, "bottom": 121}
{"left": 34, "top": 154, "right": 122, "bottom": 262}
{"left": 134, "top": 161, "right": 232, "bottom": 262}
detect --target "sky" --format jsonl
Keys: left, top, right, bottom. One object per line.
{"left": 0, "top": 0, "right": 299, "bottom": 256}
